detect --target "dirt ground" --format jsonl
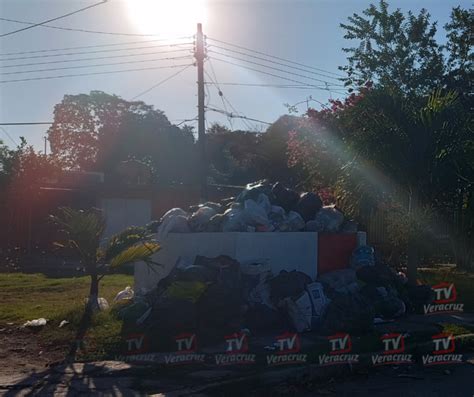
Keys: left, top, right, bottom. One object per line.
{"left": 0, "top": 324, "right": 67, "bottom": 377}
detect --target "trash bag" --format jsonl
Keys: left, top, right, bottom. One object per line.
{"left": 179, "top": 265, "right": 217, "bottom": 283}
{"left": 313, "top": 205, "right": 344, "bottom": 232}
{"left": 236, "top": 180, "right": 275, "bottom": 203}
{"left": 269, "top": 270, "right": 312, "bottom": 302}
{"left": 360, "top": 285, "right": 405, "bottom": 318}
{"left": 281, "top": 296, "right": 312, "bottom": 332}
{"left": 148, "top": 297, "right": 198, "bottom": 336}
{"left": 114, "top": 286, "right": 134, "bottom": 302}
{"left": 341, "top": 220, "right": 358, "bottom": 233}
{"left": 23, "top": 318, "right": 47, "bottom": 328}
{"left": 272, "top": 182, "right": 300, "bottom": 212}
{"left": 117, "top": 299, "right": 150, "bottom": 324}
{"left": 189, "top": 201, "right": 223, "bottom": 214}
{"left": 160, "top": 208, "right": 188, "bottom": 223}
{"left": 98, "top": 297, "right": 110, "bottom": 311}
{"left": 268, "top": 205, "right": 287, "bottom": 229}
{"left": 406, "top": 284, "right": 435, "bottom": 313}
{"left": 320, "top": 292, "right": 374, "bottom": 335}
{"left": 205, "top": 213, "right": 226, "bottom": 232}
{"left": 162, "top": 280, "right": 208, "bottom": 303}
{"left": 245, "top": 303, "right": 285, "bottom": 331}
{"left": 157, "top": 214, "right": 190, "bottom": 240}
{"left": 189, "top": 206, "right": 217, "bottom": 232}
{"left": 295, "top": 192, "right": 323, "bottom": 222}
{"left": 287, "top": 211, "right": 305, "bottom": 231}
{"left": 318, "top": 269, "right": 357, "bottom": 294}
{"left": 222, "top": 207, "right": 247, "bottom": 232}
{"left": 244, "top": 199, "right": 271, "bottom": 228}
{"left": 194, "top": 255, "right": 241, "bottom": 291}
{"left": 351, "top": 245, "right": 375, "bottom": 269}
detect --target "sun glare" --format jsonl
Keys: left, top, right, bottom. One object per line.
{"left": 125, "top": 0, "right": 208, "bottom": 37}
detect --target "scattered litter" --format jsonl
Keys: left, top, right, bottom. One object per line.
{"left": 114, "top": 286, "right": 134, "bottom": 302}
{"left": 58, "top": 320, "right": 69, "bottom": 328}
{"left": 98, "top": 297, "right": 109, "bottom": 311}
{"left": 23, "top": 318, "right": 47, "bottom": 328}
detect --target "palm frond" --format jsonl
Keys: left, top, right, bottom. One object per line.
{"left": 108, "top": 242, "right": 161, "bottom": 268}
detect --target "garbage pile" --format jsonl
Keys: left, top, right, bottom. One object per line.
{"left": 153, "top": 180, "right": 349, "bottom": 240}
{"left": 119, "top": 245, "right": 435, "bottom": 346}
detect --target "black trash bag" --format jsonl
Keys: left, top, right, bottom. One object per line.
{"left": 197, "top": 282, "right": 244, "bottom": 344}
{"left": 194, "top": 255, "right": 241, "bottom": 291}
{"left": 236, "top": 180, "right": 276, "bottom": 203}
{"left": 244, "top": 303, "right": 287, "bottom": 332}
{"left": 406, "top": 284, "right": 435, "bottom": 313}
{"left": 295, "top": 192, "right": 323, "bottom": 222}
{"left": 360, "top": 286, "right": 405, "bottom": 318}
{"left": 271, "top": 182, "right": 300, "bottom": 212}
{"left": 269, "top": 270, "right": 312, "bottom": 302}
{"left": 320, "top": 292, "right": 374, "bottom": 335}
{"left": 179, "top": 265, "right": 218, "bottom": 283}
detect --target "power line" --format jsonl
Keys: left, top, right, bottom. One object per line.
{"left": 209, "top": 44, "right": 342, "bottom": 82}
{"left": 204, "top": 64, "right": 253, "bottom": 130}
{"left": 203, "top": 82, "right": 335, "bottom": 89}
{"left": 175, "top": 117, "right": 198, "bottom": 126}
{"left": 0, "top": 63, "right": 194, "bottom": 84}
{"left": 1, "top": 55, "right": 193, "bottom": 76}
{"left": 205, "top": 60, "right": 232, "bottom": 128}
{"left": 207, "top": 36, "right": 346, "bottom": 78}
{"left": 1, "top": 48, "right": 192, "bottom": 69}
{"left": 209, "top": 50, "right": 345, "bottom": 87}
{"left": 0, "top": 42, "right": 192, "bottom": 62}
{"left": 0, "top": 0, "right": 108, "bottom": 38}
{"left": 0, "top": 37, "right": 192, "bottom": 57}
{"left": 0, "top": 16, "right": 185, "bottom": 37}
{"left": 131, "top": 64, "right": 193, "bottom": 99}
{"left": 209, "top": 56, "right": 347, "bottom": 95}
{"left": 206, "top": 106, "right": 271, "bottom": 125}
{"left": 0, "top": 126, "right": 18, "bottom": 146}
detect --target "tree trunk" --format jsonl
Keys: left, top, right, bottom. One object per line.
{"left": 87, "top": 272, "right": 100, "bottom": 313}
{"left": 407, "top": 189, "right": 420, "bottom": 286}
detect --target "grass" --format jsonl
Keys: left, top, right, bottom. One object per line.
{"left": 0, "top": 272, "right": 133, "bottom": 360}
{"left": 418, "top": 267, "right": 474, "bottom": 312}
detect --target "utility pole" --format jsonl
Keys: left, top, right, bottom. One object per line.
{"left": 195, "top": 23, "right": 207, "bottom": 200}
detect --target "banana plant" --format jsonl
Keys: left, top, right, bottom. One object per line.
{"left": 51, "top": 207, "right": 160, "bottom": 312}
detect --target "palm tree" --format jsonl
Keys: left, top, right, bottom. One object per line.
{"left": 51, "top": 207, "right": 160, "bottom": 312}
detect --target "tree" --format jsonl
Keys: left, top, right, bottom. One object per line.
{"left": 340, "top": 0, "right": 446, "bottom": 94}
{"left": 51, "top": 207, "right": 160, "bottom": 312}
{"left": 48, "top": 91, "right": 198, "bottom": 183}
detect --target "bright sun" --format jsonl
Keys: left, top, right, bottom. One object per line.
{"left": 125, "top": 0, "right": 208, "bottom": 37}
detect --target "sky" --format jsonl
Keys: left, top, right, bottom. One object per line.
{"left": 0, "top": 0, "right": 470, "bottom": 151}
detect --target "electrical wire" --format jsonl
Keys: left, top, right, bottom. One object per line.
{"left": 0, "top": 1, "right": 108, "bottom": 38}
{"left": 1, "top": 48, "right": 192, "bottom": 69}
{"left": 209, "top": 50, "right": 345, "bottom": 87}
{"left": 1, "top": 55, "right": 193, "bottom": 76}
{"left": 131, "top": 64, "right": 193, "bottom": 99}
{"left": 206, "top": 60, "right": 232, "bottom": 128}
{"left": 206, "top": 106, "right": 271, "bottom": 125}
{"left": 0, "top": 16, "right": 176, "bottom": 37}
{"left": 207, "top": 36, "right": 346, "bottom": 78}
{"left": 0, "top": 126, "right": 18, "bottom": 146}
{"left": 203, "top": 82, "right": 331, "bottom": 89}
{"left": 209, "top": 56, "right": 347, "bottom": 95}
{"left": 175, "top": 117, "right": 198, "bottom": 126}
{"left": 0, "top": 122, "right": 53, "bottom": 125}
{"left": 0, "top": 63, "right": 194, "bottom": 84}
{"left": 0, "top": 42, "right": 193, "bottom": 62}
{"left": 0, "top": 37, "right": 192, "bottom": 57}
{"left": 209, "top": 44, "right": 342, "bottom": 82}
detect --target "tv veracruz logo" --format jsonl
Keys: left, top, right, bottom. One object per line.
{"left": 371, "top": 333, "right": 413, "bottom": 366}
{"left": 214, "top": 332, "right": 256, "bottom": 366}
{"left": 266, "top": 332, "right": 307, "bottom": 366}
{"left": 120, "top": 333, "right": 158, "bottom": 362}
{"left": 164, "top": 333, "right": 206, "bottom": 365}
{"left": 318, "top": 333, "right": 359, "bottom": 366}
{"left": 423, "top": 283, "right": 464, "bottom": 315}
{"left": 422, "top": 333, "right": 463, "bottom": 366}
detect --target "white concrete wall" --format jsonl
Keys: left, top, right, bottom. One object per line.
{"left": 134, "top": 232, "right": 319, "bottom": 292}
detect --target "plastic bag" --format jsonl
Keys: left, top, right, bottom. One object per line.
{"left": 189, "top": 206, "right": 217, "bottom": 232}
{"left": 98, "top": 297, "right": 109, "bottom": 310}
{"left": 256, "top": 193, "right": 272, "bottom": 215}
{"left": 222, "top": 208, "right": 247, "bottom": 232}
{"left": 114, "top": 286, "right": 134, "bottom": 302}
{"left": 351, "top": 245, "right": 375, "bottom": 270}
{"left": 157, "top": 214, "right": 190, "bottom": 240}
{"left": 313, "top": 205, "right": 344, "bottom": 232}
{"left": 287, "top": 211, "right": 305, "bottom": 231}
{"left": 162, "top": 280, "right": 208, "bottom": 303}
{"left": 160, "top": 208, "right": 188, "bottom": 223}
{"left": 295, "top": 192, "right": 323, "bottom": 222}
{"left": 23, "top": 318, "right": 47, "bottom": 328}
